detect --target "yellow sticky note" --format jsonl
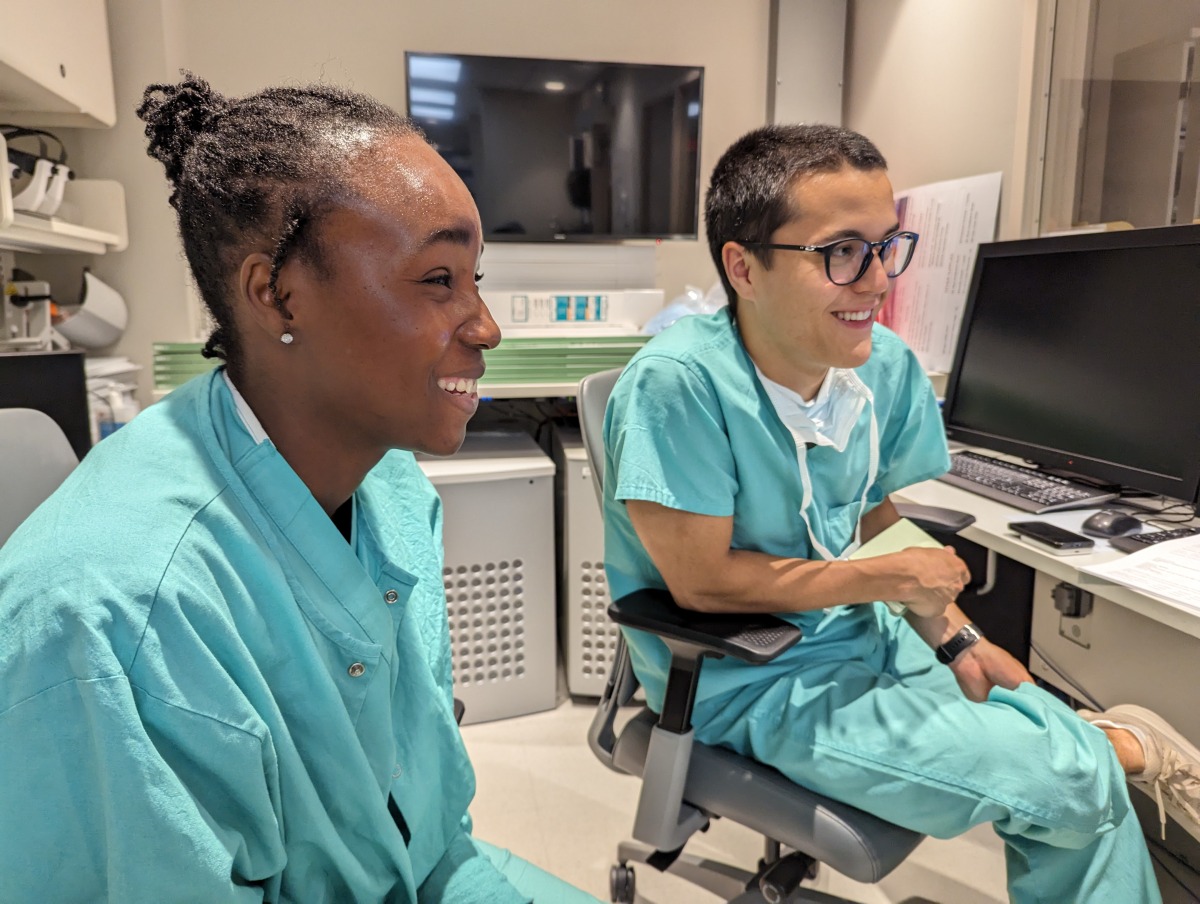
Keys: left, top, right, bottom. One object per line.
{"left": 848, "top": 518, "right": 945, "bottom": 615}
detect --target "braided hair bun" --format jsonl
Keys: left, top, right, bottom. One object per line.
{"left": 136, "top": 72, "right": 228, "bottom": 197}
{"left": 136, "top": 72, "right": 418, "bottom": 373}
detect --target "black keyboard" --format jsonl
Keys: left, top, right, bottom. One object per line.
{"left": 1110, "top": 526, "right": 1200, "bottom": 554}
{"left": 938, "top": 450, "right": 1119, "bottom": 513}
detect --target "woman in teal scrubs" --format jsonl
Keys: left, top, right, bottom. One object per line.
{"left": 0, "top": 74, "right": 598, "bottom": 904}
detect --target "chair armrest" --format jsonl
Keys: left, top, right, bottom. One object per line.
{"left": 608, "top": 588, "right": 802, "bottom": 737}
{"left": 607, "top": 587, "right": 801, "bottom": 665}
{"left": 893, "top": 502, "right": 975, "bottom": 537}
{"left": 605, "top": 588, "right": 803, "bottom": 852}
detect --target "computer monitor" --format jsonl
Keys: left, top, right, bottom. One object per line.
{"left": 941, "top": 224, "right": 1200, "bottom": 503}
{"left": 405, "top": 51, "right": 703, "bottom": 242}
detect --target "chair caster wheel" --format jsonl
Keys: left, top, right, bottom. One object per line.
{"left": 609, "top": 863, "right": 636, "bottom": 903}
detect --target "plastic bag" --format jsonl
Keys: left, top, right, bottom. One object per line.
{"left": 641, "top": 280, "right": 729, "bottom": 335}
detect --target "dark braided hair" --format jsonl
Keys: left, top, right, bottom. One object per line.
{"left": 137, "top": 73, "right": 421, "bottom": 375}
{"left": 705, "top": 124, "right": 887, "bottom": 317}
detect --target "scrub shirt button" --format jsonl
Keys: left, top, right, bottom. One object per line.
{"left": 348, "top": 662, "right": 366, "bottom": 678}
{"left": 392, "top": 763, "right": 403, "bottom": 779}
{"left": 384, "top": 589, "right": 399, "bottom": 604}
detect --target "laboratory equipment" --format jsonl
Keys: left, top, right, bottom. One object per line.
{"left": 416, "top": 431, "right": 557, "bottom": 724}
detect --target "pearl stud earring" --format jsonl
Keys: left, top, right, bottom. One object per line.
{"left": 280, "top": 331, "right": 294, "bottom": 345}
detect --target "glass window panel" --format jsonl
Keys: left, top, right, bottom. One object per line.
{"left": 1041, "top": 1, "right": 1200, "bottom": 233}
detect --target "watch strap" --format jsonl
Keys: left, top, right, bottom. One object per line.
{"left": 936, "top": 623, "right": 983, "bottom": 665}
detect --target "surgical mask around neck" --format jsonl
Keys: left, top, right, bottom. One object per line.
{"left": 755, "top": 366, "right": 868, "bottom": 453}
{"left": 756, "top": 364, "right": 879, "bottom": 561}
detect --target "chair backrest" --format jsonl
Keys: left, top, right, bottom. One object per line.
{"left": 577, "top": 367, "right": 622, "bottom": 507}
{"left": 578, "top": 367, "right": 644, "bottom": 769}
{"left": 0, "top": 408, "right": 80, "bottom": 546}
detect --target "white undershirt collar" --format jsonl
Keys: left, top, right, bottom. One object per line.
{"left": 222, "top": 371, "right": 270, "bottom": 445}
{"left": 753, "top": 365, "right": 832, "bottom": 408}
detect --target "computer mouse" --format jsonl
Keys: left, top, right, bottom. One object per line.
{"left": 1080, "top": 510, "right": 1142, "bottom": 538}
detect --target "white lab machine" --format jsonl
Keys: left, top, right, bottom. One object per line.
{"left": 481, "top": 287, "right": 662, "bottom": 336}
{"left": 417, "top": 432, "right": 557, "bottom": 724}
{"left": 551, "top": 427, "right": 621, "bottom": 697}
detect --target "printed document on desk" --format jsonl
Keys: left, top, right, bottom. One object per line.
{"left": 1080, "top": 535, "right": 1200, "bottom": 612}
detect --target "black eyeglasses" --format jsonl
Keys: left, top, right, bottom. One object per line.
{"left": 739, "top": 231, "right": 920, "bottom": 286}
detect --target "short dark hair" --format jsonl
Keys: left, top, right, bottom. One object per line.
{"left": 137, "top": 73, "right": 422, "bottom": 376}
{"left": 704, "top": 123, "right": 887, "bottom": 316}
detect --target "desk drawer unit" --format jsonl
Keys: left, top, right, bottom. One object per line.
{"left": 1029, "top": 571, "right": 1200, "bottom": 887}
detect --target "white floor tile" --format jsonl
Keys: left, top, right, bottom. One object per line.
{"left": 461, "top": 698, "right": 1009, "bottom": 903}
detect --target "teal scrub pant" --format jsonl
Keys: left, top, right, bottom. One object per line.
{"left": 691, "top": 606, "right": 1161, "bottom": 904}
{"left": 476, "top": 838, "right": 603, "bottom": 904}
{"left": 417, "top": 833, "right": 602, "bottom": 903}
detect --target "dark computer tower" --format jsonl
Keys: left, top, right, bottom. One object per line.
{"left": 0, "top": 350, "right": 91, "bottom": 460}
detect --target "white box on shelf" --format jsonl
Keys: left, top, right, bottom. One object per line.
{"left": 417, "top": 431, "right": 557, "bottom": 724}
{"left": 480, "top": 288, "right": 663, "bottom": 335}
{"left": 551, "top": 427, "right": 620, "bottom": 697}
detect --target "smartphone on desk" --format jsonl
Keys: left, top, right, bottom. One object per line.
{"left": 1008, "top": 521, "right": 1095, "bottom": 556}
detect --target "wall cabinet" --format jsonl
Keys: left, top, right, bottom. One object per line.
{"left": 0, "top": 135, "right": 126, "bottom": 254}
{"left": 0, "top": 0, "right": 117, "bottom": 128}
{"left": 0, "top": 0, "right": 124, "bottom": 254}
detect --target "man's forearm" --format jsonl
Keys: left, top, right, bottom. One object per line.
{"left": 669, "top": 547, "right": 924, "bottom": 615}
{"left": 904, "top": 601, "right": 972, "bottom": 648}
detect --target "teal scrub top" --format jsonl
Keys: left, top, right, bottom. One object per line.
{"left": 602, "top": 311, "right": 950, "bottom": 711}
{"left": 0, "top": 370, "right": 528, "bottom": 903}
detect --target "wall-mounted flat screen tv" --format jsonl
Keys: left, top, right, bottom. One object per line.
{"left": 404, "top": 51, "right": 703, "bottom": 242}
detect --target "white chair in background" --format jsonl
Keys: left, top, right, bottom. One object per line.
{"left": 0, "top": 407, "right": 79, "bottom": 546}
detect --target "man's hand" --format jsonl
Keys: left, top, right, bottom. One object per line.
{"left": 892, "top": 546, "right": 971, "bottom": 619}
{"left": 948, "top": 639, "right": 1034, "bottom": 702}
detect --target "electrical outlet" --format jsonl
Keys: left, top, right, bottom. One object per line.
{"left": 1059, "top": 614, "right": 1091, "bottom": 649}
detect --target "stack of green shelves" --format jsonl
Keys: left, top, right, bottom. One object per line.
{"left": 481, "top": 335, "right": 649, "bottom": 387}
{"left": 153, "top": 334, "right": 650, "bottom": 395}
{"left": 153, "top": 342, "right": 217, "bottom": 391}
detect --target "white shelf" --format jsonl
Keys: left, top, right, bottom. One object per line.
{"left": 1, "top": 136, "right": 127, "bottom": 255}
{"left": 479, "top": 381, "right": 580, "bottom": 399}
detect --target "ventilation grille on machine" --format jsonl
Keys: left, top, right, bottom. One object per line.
{"left": 444, "top": 560, "right": 527, "bottom": 688}
{"left": 578, "top": 560, "right": 620, "bottom": 678}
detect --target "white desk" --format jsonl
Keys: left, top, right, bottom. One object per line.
{"left": 896, "top": 478, "right": 1200, "bottom": 737}
{"left": 896, "top": 477, "right": 1200, "bottom": 643}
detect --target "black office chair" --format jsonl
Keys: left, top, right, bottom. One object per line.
{"left": 578, "top": 367, "right": 976, "bottom": 904}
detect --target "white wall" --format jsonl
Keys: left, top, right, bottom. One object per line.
{"left": 70, "top": 0, "right": 772, "bottom": 402}
{"left": 844, "top": 0, "right": 1041, "bottom": 241}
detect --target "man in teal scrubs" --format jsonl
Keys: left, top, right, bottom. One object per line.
{"left": 603, "top": 124, "right": 1200, "bottom": 902}
{"left": 0, "top": 75, "right": 598, "bottom": 904}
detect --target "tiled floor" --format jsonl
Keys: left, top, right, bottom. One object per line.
{"left": 461, "top": 694, "right": 1009, "bottom": 904}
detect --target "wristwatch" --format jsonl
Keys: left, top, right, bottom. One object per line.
{"left": 936, "top": 623, "right": 983, "bottom": 665}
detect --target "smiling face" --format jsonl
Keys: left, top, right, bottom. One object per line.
{"left": 731, "top": 165, "right": 899, "bottom": 399}
{"left": 278, "top": 134, "right": 500, "bottom": 457}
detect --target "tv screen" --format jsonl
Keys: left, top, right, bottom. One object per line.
{"left": 404, "top": 52, "right": 703, "bottom": 242}
{"left": 941, "top": 224, "right": 1200, "bottom": 502}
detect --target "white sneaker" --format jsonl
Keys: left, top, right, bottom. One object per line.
{"left": 1081, "top": 704, "right": 1200, "bottom": 842}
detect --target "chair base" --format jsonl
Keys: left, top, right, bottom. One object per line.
{"left": 615, "top": 839, "right": 865, "bottom": 904}
{"left": 617, "top": 838, "right": 752, "bottom": 899}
